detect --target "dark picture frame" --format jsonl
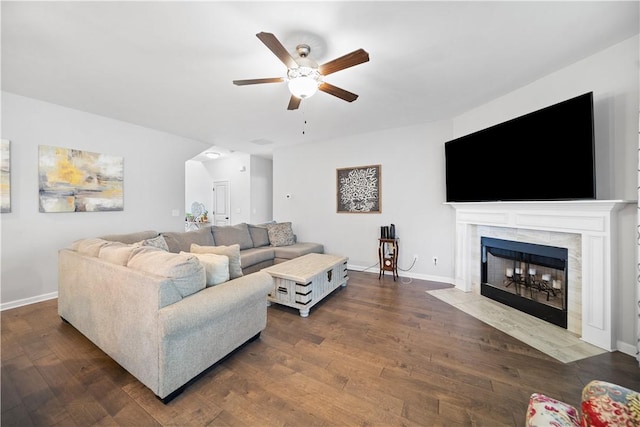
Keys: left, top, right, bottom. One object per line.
{"left": 336, "top": 164, "right": 381, "bottom": 213}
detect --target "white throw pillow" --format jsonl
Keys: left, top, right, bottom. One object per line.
{"left": 190, "top": 243, "right": 243, "bottom": 279}
{"left": 181, "top": 251, "right": 229, "bottom": 286}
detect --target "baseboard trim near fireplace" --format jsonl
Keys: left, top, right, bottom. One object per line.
{"left": 426, "top": 287, "right": 607, "bottom": 363}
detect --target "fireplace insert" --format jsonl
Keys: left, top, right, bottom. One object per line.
{"left": 481, "top": 237, "right": 568, "bottom": 328}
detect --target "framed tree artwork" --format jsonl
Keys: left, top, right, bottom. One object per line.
{"left": 336, "top": 164, "right": 381, "bottom": 213}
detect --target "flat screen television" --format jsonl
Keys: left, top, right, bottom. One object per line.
{"left": 444, "top": 92, "right": 596, "bottom": 202}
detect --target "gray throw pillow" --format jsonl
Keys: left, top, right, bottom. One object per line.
{"left": 139, "top": 235, "right": 169, "bottom": 251}
{"left": 212, "top": 223, "right": 254, "bottom": 250}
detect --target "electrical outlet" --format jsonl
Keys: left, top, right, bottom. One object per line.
{"left": 433, "top": 256, "right": 438, "bottom": 266}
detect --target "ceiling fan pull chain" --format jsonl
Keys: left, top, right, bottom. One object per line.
{"left": 301, "top": 104, "right": 307, "bottom": 135}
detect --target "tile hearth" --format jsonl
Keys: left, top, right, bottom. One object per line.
{"left": 427, "top": 287, "right": 606, "bottom": 363}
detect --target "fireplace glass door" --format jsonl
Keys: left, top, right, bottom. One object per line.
{"left": 481, "top": 237, "right": 568, "bottom": 328}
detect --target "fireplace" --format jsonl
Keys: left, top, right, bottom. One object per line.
{"left": 449, "top": 200, "right": 631, "bottom": 351}
{"left": 481, "top": 237, "right": 568, "bottom": 328}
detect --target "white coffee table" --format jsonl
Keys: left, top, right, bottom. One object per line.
{"left": 262, "top": 253, "right": 348, "bottom": 317}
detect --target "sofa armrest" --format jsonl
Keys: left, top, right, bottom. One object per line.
{"left": 159, "top": 272, "right": 273, "bottom": 336}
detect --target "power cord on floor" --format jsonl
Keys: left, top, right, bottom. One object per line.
{"left": 352, "top": 259, "right": 416, "bottom": 285}
{"left": 397, "top": 258, "right": 416, "bottom": 284}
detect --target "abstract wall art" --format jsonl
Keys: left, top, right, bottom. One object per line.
{"left": 38, "top": 145, "right": 124, "bottom": 212}
{"left": 336, "top": 164, "right": 381, "bottom": 213}
{"left": 1, "top": 139, "right": 10, "bottom": 213}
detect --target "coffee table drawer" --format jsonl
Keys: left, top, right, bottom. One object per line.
{"left": 268, "top": 278, "right": 312, "bottom": 305}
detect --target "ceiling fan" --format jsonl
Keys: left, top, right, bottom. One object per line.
{"left": 233, "top": 32, "right": 370, "bottom": 110}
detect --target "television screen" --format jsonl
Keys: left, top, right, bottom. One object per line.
{"left": 444, "top": 92, "right": 595, "bottom": 202}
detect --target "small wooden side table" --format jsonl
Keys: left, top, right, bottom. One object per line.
{"left": 378, "top": 238, "right": 399, "bottom": 281}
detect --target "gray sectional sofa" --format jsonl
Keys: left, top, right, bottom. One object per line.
{"left": 100, "top": 221, "right": 324, "bottom": 274}
{"left": 58, "top": 222, "right": 323, "bottom": 403}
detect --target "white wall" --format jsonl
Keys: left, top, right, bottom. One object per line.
{"left": 453, "top": 36, "right": 639, "bottom": 201}
{"left": 185, "top": 160, "right": 213, "bottom": 217}
{"left": 188, "top": 154, "right": 273, "bottom": 225}
{"left": 250, "top": 155, "right": 273, "bottom": 224}
{"left": 273, "top": 35, "right": 638, "bottom": 352}
{"left": 204, "top": 153, "right": 251, "bottom": 224}
{"left": 1, "top": 92, "right": 208, "bottom": 308}
{"left": 273, "top": 120, "right": 455, "bottom": 283}
{"left": 452, "top": 35, "right": 639, "bottom": 351}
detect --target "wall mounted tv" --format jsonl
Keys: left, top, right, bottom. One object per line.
{"left": 445, "top": 92, "right": 596, "bottom": 202}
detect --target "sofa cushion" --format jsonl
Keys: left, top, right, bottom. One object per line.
{"left": 191, "top": 243, "right": 243, "bottom": 279}
{"left": 212, "top": 223, "right": 254, "bottom": 250}
{"left": 241, "top": 247, "right": 275, "bottom": 268}
{"left": 266, "top": 222, "right": 295, "bottom": 247}
{"left": 71, "top": 238, "right": 110, "bottom": 257}
{"left": 99, "top": 230, "right": 159, "bottom": 245}
{"left": 274, "top": 242, "right": 324, "bottom": 260}
{"left": 181, "top": 251, "right": 229, "bottom": 286}
{"left": 248, "top": 224, "right": 270, "bottom": 248}
{"left": 128, "top": 248, "right": 206, "bottom": 298}
{"left": 98, "top": 242, "right": 137, "bottom": 265}
{"left": 162, "top": 227, "right": 214, "bottom": 253}
{"left": 138, "top": 235, "right": 169, "bottom": 251}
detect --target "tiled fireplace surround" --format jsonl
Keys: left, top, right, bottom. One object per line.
{"left": 449, "top": 200, "right": 629, "bottom": 351}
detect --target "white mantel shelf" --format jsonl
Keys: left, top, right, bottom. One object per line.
{"left": 448, "top": 200, "right": 634, "bottom": 351}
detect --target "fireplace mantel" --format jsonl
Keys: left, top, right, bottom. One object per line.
{"left": 448, "top": 200, "right": 632, "bottom": 351}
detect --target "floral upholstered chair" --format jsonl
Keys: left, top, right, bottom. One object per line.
{"left": 526, "top": 380, "right": 640, "bottom": 427}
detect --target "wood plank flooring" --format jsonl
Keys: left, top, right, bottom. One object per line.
{"left": 2, "top": 271, "right": 639, "bottom": 426}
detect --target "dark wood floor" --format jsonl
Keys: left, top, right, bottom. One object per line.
{"left": 2, "top": 271, "right": 639, "bottom": 426}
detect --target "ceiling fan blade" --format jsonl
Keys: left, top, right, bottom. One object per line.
{"left": 287, "top": 95, "right": 302, "bottom": 110}
{"left": 318, "top": 82, "right": 359, "bottom": 102}
{"left": 319, "top": 49, "right": 370, "bottom": 76}
{"left": 233, "top": 77, "right": 284, "bottom": 86}
{"left": 256, "top": 32, "right": 298, "bottom": 69}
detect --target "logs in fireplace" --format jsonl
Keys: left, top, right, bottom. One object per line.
{"left": 481, "top": 237, "right": 568, "bottom": 328}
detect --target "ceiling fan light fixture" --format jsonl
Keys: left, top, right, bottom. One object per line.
{"left": 287, "top": 66, "right": 321, "bottom": 99}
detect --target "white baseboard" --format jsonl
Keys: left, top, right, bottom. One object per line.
{"left": 616, "top": 340, "right": 638, "bottom": 358}
{"left": 346, "top": 263, "right": 454, "bottom": 285}
{"left": 1, "top": 292, "right": 58, "bottom": 311}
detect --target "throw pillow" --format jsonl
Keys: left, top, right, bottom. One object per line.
{"left": 98, "top": 242, "right": 137, "bottom": 265}
{"left": 138, "top": 235, "right": 169, "bottom": 251}
{"left": 70, "top": 238, "right": 110, "bottom": 257}
{"left": 99, "top": 230, "right": 159, "bottom": 245}
{"left": 127, "top": 249, "right": 206, "bottom": 298}
{"left": 248, "top": 224, "right": 270, "bottom": 248}
{"left": 162, "top": 227, "right": 214, "bottom": 253}
{"left": 181, "top": 251, "right": 229, "bottom": 286}
{"left": 266, "top": 222, "right": 295, "bottom": 247}
{"left": 190, "top": 243, "right": 243, "bottom": 279}
{"left": 211, "top": 223, "right": 254, "bottom": 250}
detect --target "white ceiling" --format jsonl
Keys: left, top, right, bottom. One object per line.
{"left": 2, "top": 1, "right": 638, "bottom": 159}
